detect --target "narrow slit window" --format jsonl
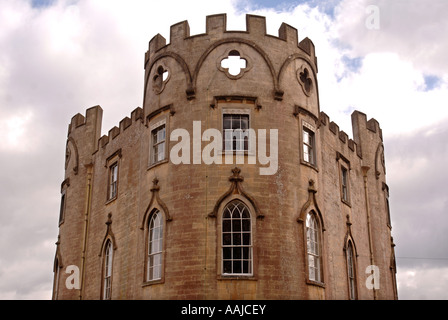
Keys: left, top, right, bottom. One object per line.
{"left": 303, "top": 127, "right": 315, "bottom": 165}
{"left": 59, "top": 193, "right": 66, "bottom": 224}
{"left": 341, "top": 166, "right": 349, "bottom": 202}
{"left": 108, "top": 162, "right": 118, "bottom": 200}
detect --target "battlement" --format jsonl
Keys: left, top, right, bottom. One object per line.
{"left": 145, "top": 13, "right": 315, "bottom": 66}
{"left": 67, "top": 106, "right": 103, "bottom": 137}
{"left": 97, "top": 107, "right": 143, "bottom": 149}
{"left": 319, "top": 110, "right": 384, "bottom": 160}
{"left": 320, "top": 111, "right": 360, "bottom": 158}
{"left": 351, "top": 110, "right": 383, "bottom": 141}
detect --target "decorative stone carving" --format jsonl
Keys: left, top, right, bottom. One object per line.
{"left": 297, "top": 64, "right": 313, "bottom": 97}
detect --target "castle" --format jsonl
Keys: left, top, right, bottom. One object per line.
{"left": 52, "top": 14, "right": 398, "bottom": 300}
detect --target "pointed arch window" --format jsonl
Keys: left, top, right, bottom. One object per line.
{"left": 306, "top": 212, "right": 322, "bottom": 282}
{"left": 222, "top": 200, "right": 252, "bottom": 276}
{"left": 147, "top": 210, "right": 163, "bottom": 281}
{"left": 346, "top": 241, "right": 357, "bottom": 300}
{"left": 102, "top": 240, "right": 113, "bottom": 300}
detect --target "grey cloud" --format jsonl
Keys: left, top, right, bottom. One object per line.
{"left": 386, "top": 118, "right": 448, "bottom": 270}
{"left": 334, "top": 0, "right": 448, "bottom": 76}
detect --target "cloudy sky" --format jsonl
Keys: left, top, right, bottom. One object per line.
{"left": 0, "top": 0, "right": 447, "bottom": 300}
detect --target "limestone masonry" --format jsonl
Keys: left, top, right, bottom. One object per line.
{"left": 53, "top": 14, "right": 398, "bottom": 300}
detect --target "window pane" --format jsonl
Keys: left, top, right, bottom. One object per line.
{"left": 232, "top": 219, "right": 241, "bottom": 232}
{"left": 309, "top": 267, "right": 316, "bottom": 281}
{"left": 223, "top": 116, "right": 231, "bottom": 130}
{"left": 224, "top": 129, "right": 232, "bottom": 151}
{"left": 233, "top": 233, "right": 241, "bottom": 245}
{"left": 223, "top": 247, "right": 232, "bottom": 260}
{"left": 153, "top": 131, "right": 158, "bottom": 145}
{"left": 241, "top": 117, "right": 248, "bottom": 130}
{"left": 242, "top": 208, "right": 250, "bottom": 218}
{"left": 112, "top": 164, "right": 118, "bottom": 181}
{"left": 243, "top": 247, "right": 250, "bottom": 259}
{"left": 223, "top": 219, "right": 231, "bottom": 232}
{"left": 222, "top": 233, "right": 231, "bottom": 246}
{"left": 159, "top": 126, "right": 165, "bottom": 141}
{"left": 303, "top": 130, "right": 310, "bottom": 144}
{"left": 231, "top": 116, "right": 240, "bottom": 129}
{"left": 243, "top": 232, "right": 251, "bottom": 245}
{"left": 233, "top": 247, "right": 242, "bottom": 259}
{"left": 233, "top": 261, "right": 242, "bottom": 274}
{"left": 158, "top": 142, "right": 165, "bottom": 162}
{"left": 223, "top": 261, "right": 232, "bottom": 274}
{"left": 231, "top": 207, "right": 241, "bottom": 219}
{"left": 242, "top": 219, "right": 250, "bottom": 231}
{"left": 303, "top": 145, "right": 310, "bottom": 162}
{"left": 243, "top": 260, "right": 250, "bottom": 274}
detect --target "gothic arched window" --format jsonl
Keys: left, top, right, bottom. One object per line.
{"left": 147, "top": 210, "right": 163, "bottom": 281}
{"left": 306, "top": 212, "right": 322, "bottom": 282}
{"left": 102, "top": 240, "right": 113, "bottom": 300}
{"left": 346, "top": 241, "right": 357, "bottom": 300}
{"left": 222, "top": 200, "right": 252, "bottom": 276}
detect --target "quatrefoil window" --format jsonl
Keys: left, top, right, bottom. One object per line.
{"left": 152, "top": 65, "right": 170, "bottom": 94}
{"left": 297, "top": 66, "right": 313, "bottom": 96}
{"left": 218, "top": 50, "right": 251, "bottom": 79}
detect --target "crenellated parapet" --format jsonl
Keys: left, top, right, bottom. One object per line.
{"left": 319, "top": 111, "right": 361, "bottom": 159}
{"left": 319, "top": 110, "right": 384, "bottom": 163}
{"left": 97, "top": 107, "right": 143, "bottom": 149}
{"left": 143, "top": 13, "right": 319, "bottom": 107}
{"left": 67, "top": 105, "right": 102, "bottom": 138}
{"left": 145, "top": 14, "right": 315, "bottom": 65}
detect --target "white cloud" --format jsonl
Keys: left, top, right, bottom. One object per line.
{"left": 334, "top": 0, "right": 448, "bottom": 77}
{"left": 0, "top": 111, "right": 33, "bottom": 152}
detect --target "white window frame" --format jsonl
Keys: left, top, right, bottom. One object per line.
{"left": 341, "top": 166, "right": 349, "bottom": 202}
{"left": 59, "top": 191, "right": 66, "bottom": 225}
{"left": 337, "top": 153, "right": 351, "bottom": 206}
{"left": 149, "top": 119, "right": 167, "bottom": 166}
{"left": 221, "top": 200, "right": 253, "bottom": 276}
{"left": 221, "top": 108, "right": 253, "bottom": 156}
{"left": 147, "top": 210, "right": 163, "bottom": 281}
{"left": 302, "top": 124, "right": 316, "bottom": 166}
{"left": 108, "top": 162, "right": 118, "bottom": 201}
{"left": 306, "top": 212, "right": 322, "bottom": 283}
{"left": 346, "top": 241, "right": 357, "bottom": 300}
{"left": 103, "top": 240, "right": 113, "bottom": 300}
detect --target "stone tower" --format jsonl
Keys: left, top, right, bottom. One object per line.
{"left": 53, "top": 14, "right": 398, "bottom": 300}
